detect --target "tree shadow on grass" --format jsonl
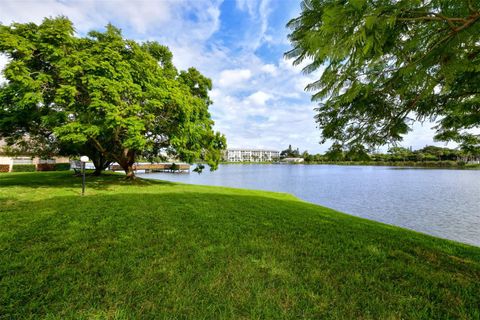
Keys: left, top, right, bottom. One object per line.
{"left": 0, "top": 171, "right": 175, "bottom": 190}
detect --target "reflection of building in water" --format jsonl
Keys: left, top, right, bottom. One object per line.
{"left": 223, "top": 148, "right": 280, "bottom": 162}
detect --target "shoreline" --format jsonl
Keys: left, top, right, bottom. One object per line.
{"left": 220, "top": 161, "right": 480, "bottom": 169}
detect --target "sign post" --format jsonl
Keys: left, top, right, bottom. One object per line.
{"left": 80, "top": 156, "right": 89, "bottom": 195}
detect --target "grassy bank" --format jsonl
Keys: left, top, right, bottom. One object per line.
{"left": 1, "top": 172, "right": 479, "bottom": 319}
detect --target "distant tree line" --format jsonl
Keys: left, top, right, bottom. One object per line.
{"left": 281, "top": 144, "right": 480, "bottom": 167}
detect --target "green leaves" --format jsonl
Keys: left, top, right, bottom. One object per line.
{"left": 349, "top": 0, "right": 365, "bottom": 10}
{"left": 287, "top": 0, "right": 480, "bottom": 149}
{"left": 54, "top": 123, "right": 100, "bottom": 144}
{"left": 365, "top": 16, "right": 376, "bottom": 30}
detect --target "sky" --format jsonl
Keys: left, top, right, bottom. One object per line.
{"left": 0, "top": 0, "right": 454, "bottom": 153}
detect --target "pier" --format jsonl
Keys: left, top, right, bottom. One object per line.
{"left": 109, "top": 163, "right": 190, "bottom": 173}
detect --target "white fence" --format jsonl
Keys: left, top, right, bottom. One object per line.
{"left": 12, "top": 157, "right": 33, "bottom": 164}
{"left": 38, "top": 159, "right": 56, "bottom": 164}
{"left": 70, "top": 160, "right": 96, "bottom": 170}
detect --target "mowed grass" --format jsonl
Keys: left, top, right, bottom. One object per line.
{"left": 0, "top": 172, "right": 479, "bottom": 319}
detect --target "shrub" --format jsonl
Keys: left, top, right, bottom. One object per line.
{"left": 55, "top": 163, "right": 71, "bottom": 171}
{"left": 0, "top": 164, "right": 10, "bottom": 173}
{"left": 439, "top": 160, "right": 457, "bottom": 167}
{"left": 12, "top": 164, "right": 36, "bottom": 172}
{"left": 36, "top": 163, "right": 55, "bottom": 171}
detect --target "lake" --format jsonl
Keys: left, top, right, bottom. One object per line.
{"left": 139, "top": 164, "right": 480, "bottom": 247}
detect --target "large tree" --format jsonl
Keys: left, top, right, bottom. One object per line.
{"left": 286, "top": 0, "right": 480, "bottom": 148}
{"left": 0, "top": 17, "right": 225, "bottom": 178}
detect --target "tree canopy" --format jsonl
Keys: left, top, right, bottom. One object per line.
{"left": 0, "top": 17, "right": 225, "bottom": 177}
{"left": 280, "top": 144, "right": 301, "bottom": 158}
{"left": 286, "top": 0, "right": 480, "bottom": 148}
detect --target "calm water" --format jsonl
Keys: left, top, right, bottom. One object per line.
{"left": 139, "top": 164, "right": 480, "bottom": 247}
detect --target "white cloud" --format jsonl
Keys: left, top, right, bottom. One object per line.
{"left": 235, "top": 0, "right": 257, "bottom": 17}
{"left": 400, "top": 121, "right": 459, "bottom": 150}
{"left": 0, "top": 1, "right": 221, "bottom": 40}
{"left": 260, "top": 63, "right": 277, "bottom": 75}
{"left": 0, "top": 1, "right": 170, "bottom": 34}
{"left": 258, "top": 0, "right": 272, "bottom": 39}
{"left": 212, "top": 96, "right": 320, "bottom": 151}
{"left": 235, "top": 0, "right": 273, "bottom": 50}
{"left": 218, "top": 68, "right": 252, "bottom": 88}
{"left": 247, "top": 91, "right": 272, "bottom": 106}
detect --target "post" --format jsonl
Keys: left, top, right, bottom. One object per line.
{"left": 82, "top": 161, "right": 86, "bottom": 196}
{"left": 80, "top": 156, "right": 89, "bottom": 196}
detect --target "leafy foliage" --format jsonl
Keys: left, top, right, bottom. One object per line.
{"left": 280, "top": 144, "right": 301, "bottom": 158}
{"left": 324, "top": 142, "right": 345, "bottom": 161}
{"left": 12, "top": 164, "right": 36, "bottom": 172}
{"left": 0, "top": 17, "right": 226, "bottom": 177}
{"left": 54, "top": 163, "right": 71, "bottom": 171}
{"left": 286, "top": 0, "right": 480, "bottom": 149}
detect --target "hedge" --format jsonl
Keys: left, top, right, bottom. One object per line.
{"left": 36, "top": 163, "right": 55, "bottom": 171}
{"left": 12, "top": 164, "right": 36, "bottom": 172}
{"left": 55, "top": 163, "right": 71, "bottom": 171}
{"left": 0, "top": 164, "right": 10, "bottom": 173}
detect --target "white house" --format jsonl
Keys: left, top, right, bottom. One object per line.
{"left": 0, "top": 139, "right": 69, "bottom": 172}
{"left": 224, "top": 148, "right": 280, "bottom": 162}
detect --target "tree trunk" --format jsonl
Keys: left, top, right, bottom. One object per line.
{"left": 125, "top": 164, "right": 136, "bottom": 179}
{"left": 89, "top": 138, "right": 137, "bottom": 180}
{"left": 93, "top": 161, "right": 111, "bottom": 176}
{"left": 90, "top": 152, "right": 111, "bottom": 176}
{"left": 120, "top": 149, "right": 136, "bottom": 180}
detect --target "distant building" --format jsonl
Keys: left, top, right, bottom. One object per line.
{"left": 224, "top": 148, "right": 280, "bottom": 162}
{"left": 0, "top": 155, "right": 70, "bottom": 172}
{"left": 0, "top": 139, "right": 69, "bottom": 172}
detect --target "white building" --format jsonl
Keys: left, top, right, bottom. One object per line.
{"left": 0, "top": 139, "right": 69, "bottom": 172}
{"left": 224, "top": 148, "right": 280, "bottom": 162}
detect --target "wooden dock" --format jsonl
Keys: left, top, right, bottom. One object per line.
{"left": 109, "top": 163, "right": 190, "bottom": 173}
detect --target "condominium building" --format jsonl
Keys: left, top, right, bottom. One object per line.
{"left": 224, "top": 148, "right": 280, "bottom": 162}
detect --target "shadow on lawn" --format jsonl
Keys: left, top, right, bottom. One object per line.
{"left": 0, "top": 171, "right": 175, "bottom": 190}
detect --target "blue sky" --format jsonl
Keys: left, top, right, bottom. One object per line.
{"left": 0, "top": 0, "right": 451, "bottom": 153}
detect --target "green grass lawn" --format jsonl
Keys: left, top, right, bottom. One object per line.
{"left": 1, "top": 172, "right": 479, "bottom": 319}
